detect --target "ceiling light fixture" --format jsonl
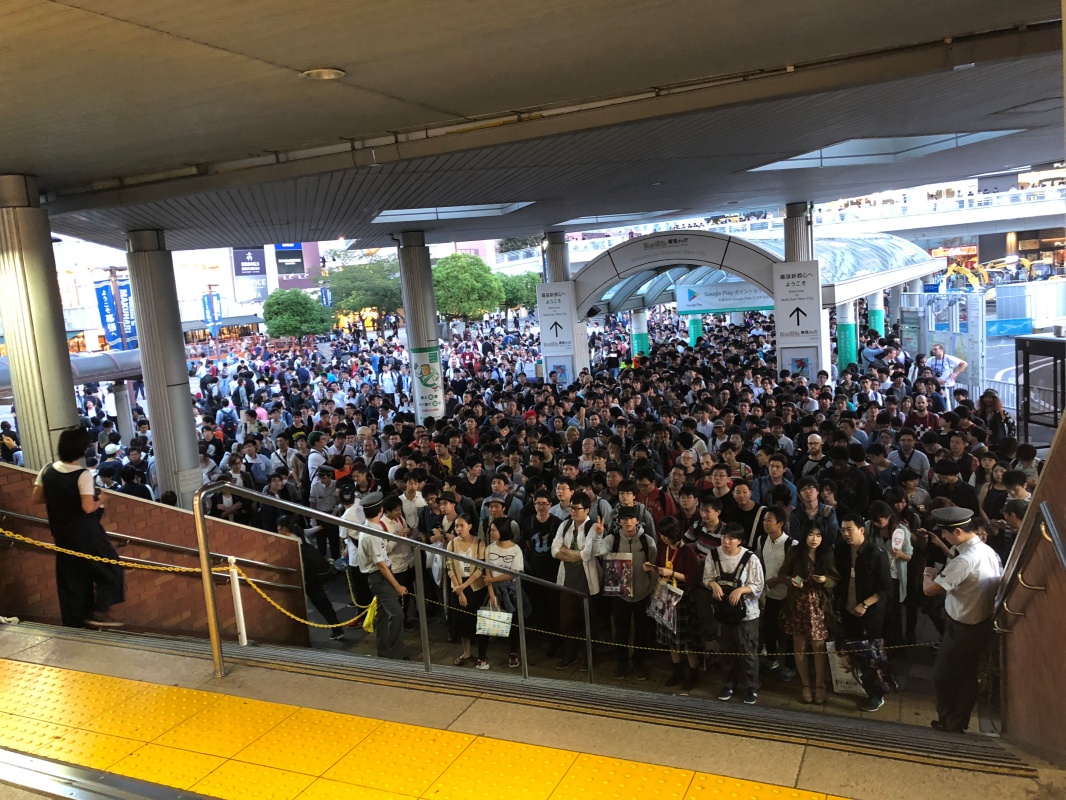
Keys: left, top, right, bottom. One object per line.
{"left": 300, "top": 67, "right": 345, "bottom": 81}
{"left": 649, "top": 182, "right": 665, "bottom": 186}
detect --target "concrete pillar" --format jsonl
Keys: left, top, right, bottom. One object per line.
{"left": 112, "top": 383, "right": 135, "bottom": 445}
{"left": 125, "top": 230, "right": 201, "bottom": 507}
{"left": 687, "top": 315, "right": 703, "bottom": 347}
{"left": 784, "top": 201, "right": 814, "bottom": 262}
{"left": 631, "top": 310, "right": 649, "bottom": 358}
{"left": 0, "top": 175, "right": 79, "bottom": 469}
{"left": 836, "top": 300, "right": 859, "bottom": 370}
{"left": 866, "top": 290, "right": 885, "bottom": 336}
{"left": 730, "top": 312, "right": 746, "bottom": 327}
{"left": 397, "top": 231, "right": 445, "bottom": 423}
{"left": 544, "top": 230, "right": 570, "bottom": 284}
{"left": 544, "top": 231, "right": 591, "bottom": 378}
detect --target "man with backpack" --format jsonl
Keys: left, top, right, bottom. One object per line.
{"left": 704, "top": 522, "right": 765, "bottom": 705}
{"left": 600, "top": 505, "right": 657, "bottom": 681}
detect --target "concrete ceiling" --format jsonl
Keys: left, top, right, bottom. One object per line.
{"left": 1, "top": 1, "right": 1062, "bottom": 249}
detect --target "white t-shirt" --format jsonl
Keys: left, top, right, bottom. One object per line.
{"left": 486, "top": 542, "right": 524, "bottom": 578}
{"left": 35, "top": 462, "right": 94, "bottom": 496}
{"left": 929, "top": 353, "right": 963, "bottom": 387}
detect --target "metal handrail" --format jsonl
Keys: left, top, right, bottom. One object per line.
{"left": 995, "top": 501, "right": 1065, "bottom": 631}
{"left": 0, "top": 509, "right": 297, "bottom": 575}
{"left": 192, "top": 481, "right": 596, "bottom": 681}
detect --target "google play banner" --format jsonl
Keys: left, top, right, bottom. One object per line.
{"left": 675, "top": 282, "right": 774, "bottom": 315}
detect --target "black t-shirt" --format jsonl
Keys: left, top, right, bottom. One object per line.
{"left": 723, "top": 503, "right": 764, "bottom": 548}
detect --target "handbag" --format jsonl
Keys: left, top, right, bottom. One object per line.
{"left": 476, "top": 604, "right": 513, "bottom": 637}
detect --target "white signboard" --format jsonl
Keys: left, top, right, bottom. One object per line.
{"left": 676, "top": 282, "right": 773, "bottom": 315}
{"left": 773, "top": 261, "right": 822, "bottom": 348}
{"left": 537, "top": 281, "right": 577, "bottom": 356}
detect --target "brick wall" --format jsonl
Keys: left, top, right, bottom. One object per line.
{"left": 0, "top": 464, "right": 309, "bottom": 647}
{"left": 1000, "top": 420, "right": 1066, "bottom": 767}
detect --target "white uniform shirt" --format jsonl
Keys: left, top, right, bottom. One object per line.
{"left": 934, "top": 535, "right": 1003, "bottom": 624}
{"left": 356, "top": 520, "right": 390, "bottom": 574}
{"left": 341, "top": 503, "right": 367, "bottom": 564}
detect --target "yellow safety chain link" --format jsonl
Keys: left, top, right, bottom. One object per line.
{"left": 345, "top": 568, "right": 372, "bottom": 611}
{"left": 2, "top": 528, "right": 940, "bottom": 652}
{"left": 0, "top": 529, "right": 368, "bottom": 630}
{"left": 416, "top": 590, "right": 937, "bottom": 659}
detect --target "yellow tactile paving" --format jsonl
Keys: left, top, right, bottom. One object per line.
{"left": 82, "top": 683, "right": 217, "bottom": 741}
{"left": 424, "top": 737, "right": 578, "bottom": 800}
{"left": 298, "top": 778, "right": 418, "bottom": 800}
{"left": 323, "top": 721, "right": 475, "bottom": 796}
{"left": 0, "top": 659, "right": 852, "bottom": 800}
{"left": 109, "top": 743, "right": 226, "bottom": 790}
{"left": 191, "top": 759, "right": 316, "bottom": 800}
{"left": 686, "top": 773, "right": 827, "bottom": 799}
{"left": 34, "top": 727, "right": 143, "bottom": 770}
{"left": 0, "top": 711, "right": 71, "bottom": 753}
{"left": 549, "top": 753, "right": 695, "bottom": 800}
{"left": 153, "top": 694, "right": 298, "bottom": 758}
{"left": 233, "top": 707, "right": 380, "bottom": 776}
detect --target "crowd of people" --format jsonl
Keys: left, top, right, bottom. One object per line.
{"left": 40, "top": 299, "right": 1025, "bottom": 734}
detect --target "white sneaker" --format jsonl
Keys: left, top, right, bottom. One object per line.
{"left": 474, "top": 659, "right": 490, "bottom": 670}
{"left": 0, "top": 616, "right": 18, "bottom": 625}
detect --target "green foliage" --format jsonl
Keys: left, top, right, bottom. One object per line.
{"left": 499, "top": 272, "right": 540, "bottom": 312}
{"left": 497, "top": 236, "right": 541, "bottom": 254}
{"left": 323, "top": 254, "right": 403, "bottom": 315}
{"left": 262, "top": 289, "right": 334, "bottom": 338}
{"left": 432, "top": 253, "right": 505, "bottom": 319}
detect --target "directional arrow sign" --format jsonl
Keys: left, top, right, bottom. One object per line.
{"left": 773, "top": 262, "right": 821, "bottom": 347}
{"left": 537, "top": 281, "right": 578, "bottom": 356}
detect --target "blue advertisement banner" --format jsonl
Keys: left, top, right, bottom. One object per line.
{"left": 94, "top": 278, "right": 138, "bottom": 350}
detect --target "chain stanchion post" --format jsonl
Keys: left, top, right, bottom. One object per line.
{"left": 582, "top": 595, "right": 594, "bottom": 684}
{"left": 193, "top": 484, "right": 227, "bottom": 677}
{"left": 228, "top": 556, "right": 248, "bottom": 647}
{"left": 413, "top": 558, "right": 432, "bottom": 674}
{"left": 515, "top": 575, "right": 529, "bottom": 680}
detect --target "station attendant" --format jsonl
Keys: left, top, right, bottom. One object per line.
{"left": 356, "top": 492, "right": 408, "bottom": 660}
{"left": 922, "top": 506, "right": 1003, "bottom": 733}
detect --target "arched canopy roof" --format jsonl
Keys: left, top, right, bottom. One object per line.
{"left": 573, "top": 230, "right": 942, "bottom": 317}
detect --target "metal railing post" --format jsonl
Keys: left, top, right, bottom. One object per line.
{"left": 228, "top": 557, "right": 248, "bottom": 647}
{"left": 583, "top": 595, "right": 594, "bottom": 684}
{"left": 515, "top": 575, "right": 529, "bottom": 679}
{"left": 192, "top": 486, "right": 226, "bottom": 677}
{"left": 414, "top": 557, "right": 432, "bottom": 674}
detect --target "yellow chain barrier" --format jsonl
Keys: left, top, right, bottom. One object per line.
{"left": 0, "top": 529, "right": 368, "bottom": 630}
{"left": 2, "top": 528, "right": 938, "bottom": 655}
{"left": 417, "top": 589, "right": 936, "bottom": 659}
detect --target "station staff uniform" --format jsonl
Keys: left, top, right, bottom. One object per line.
{"left": 929, "top": 507, "right": 1003, "bottom": 733}
{"left": 356, "top": 493, "right": 406, "bottom": 660}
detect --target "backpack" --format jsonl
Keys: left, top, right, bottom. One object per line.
{"left": 610, "top": 528, "right": 653, "bottom": 558}
{"left": 220, "top": 409, "right": 238, "bottom": 440}
{"left": 709, "top": 549, "right": 755, "bottom": 626}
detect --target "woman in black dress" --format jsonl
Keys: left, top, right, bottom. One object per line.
{"left": 31, "top": 427, "right": 124, "bottom": 628}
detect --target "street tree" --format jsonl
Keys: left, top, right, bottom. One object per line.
{"left": 499, "top": 272, "right": 540, "bottom": 319}
{"left": 433, "top": 253, "right": 505, "bottom": 319}
{"left": 322, "top": 253, "right": 403, "bottom": 315}
{"left": 262, "top": 289, "right": 334, "bottom": 338}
